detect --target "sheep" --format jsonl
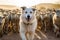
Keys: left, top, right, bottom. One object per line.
{"left": 53, "top": 9, "right": 60, "bottom": 37}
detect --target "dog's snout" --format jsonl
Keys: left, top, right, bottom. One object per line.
{"left": 27, "top": 15, "right": 30, "bottom": 19}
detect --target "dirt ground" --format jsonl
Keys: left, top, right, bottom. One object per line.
{"left": 0, "top": 30, "right": 60, "bottom": 40}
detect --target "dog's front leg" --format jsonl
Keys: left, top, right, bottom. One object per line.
{"left": 29, "top": 32, "right": 34, "bottom": 40}
{"left": 20, "top": 32, "right": 26, "bottom": 40}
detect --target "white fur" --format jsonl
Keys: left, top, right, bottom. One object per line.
{"left": 19, "top": 8, "right": 37, "bottom": 40}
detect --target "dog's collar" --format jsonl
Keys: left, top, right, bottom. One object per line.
{"left": 23, "top": 22, "right": 32, "bottom": 25}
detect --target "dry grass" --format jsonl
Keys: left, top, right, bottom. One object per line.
{"left": 32, "top": 3, "right": 60, "bottom": 10}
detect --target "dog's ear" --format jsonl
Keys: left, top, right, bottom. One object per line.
{"left": 21, "top": 7, "right": 26, "bottom": 10}
{"left": 32, "top": 8, "right": 36, "bottom": 11}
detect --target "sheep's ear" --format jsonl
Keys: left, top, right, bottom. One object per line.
{"left": 53, "top": 9, "right": 56, "bottom": 12}
{"left": 32, "top": 8, "right": 36, "bottom": 11}
{"left": 21, "top": 7, "right": 26, "bottom": 10}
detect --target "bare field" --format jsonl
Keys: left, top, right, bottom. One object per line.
{"left": 0, "top": 30, "right": 60, "bottom": 40}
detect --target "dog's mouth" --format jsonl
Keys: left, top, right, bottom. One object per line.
{"left": 26, "top": 18, "right": 31, "bottom": 21}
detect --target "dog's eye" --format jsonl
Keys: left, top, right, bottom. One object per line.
{"left": 25, "top": 11, "right": 27, "bottom": 14}
{"left": 30, "top": 11, "right": 32, "bottom": 13}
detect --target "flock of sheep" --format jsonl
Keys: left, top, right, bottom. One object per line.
{"left": 0, "top": 7, "right": 60, "bottom": 38}
{"left": 36, "top": 8, "right": 60, "bottom": 37}
{"left": 0, "top": 9, "right": 20, "bottom": 37}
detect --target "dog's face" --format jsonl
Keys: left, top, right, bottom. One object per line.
{"left": 21, "top": 7, "right": 36, "bottom": 22}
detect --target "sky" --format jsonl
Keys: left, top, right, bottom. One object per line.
{"left": 0, "top": 0, "right": 60, "bottom": 7}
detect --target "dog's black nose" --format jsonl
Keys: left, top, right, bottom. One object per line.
{"left": 27, "top": 15, "right": 30, "bottom": 19}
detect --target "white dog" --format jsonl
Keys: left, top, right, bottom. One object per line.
{"left": 19, "top": 7, "right": 37, "bottom": 40}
